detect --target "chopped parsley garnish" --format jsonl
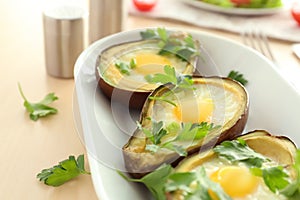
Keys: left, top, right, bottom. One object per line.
{"left": 280, "top": 149, "right": 300, "bottom": 199}
{"left": 118, "top": 164, "right": 173, "bottom": 200}
{"left": 214, "top": 139, "right": 269, "bottom": 168}
{"left": 145, "top": 65, "right": 194, "bottom": 88}
{"left": 214, "top": 138, "right": 298, "bottom": 197}
{"left": 251, "top": 166, "right": 289, "bottom": 193}
{"left": 18, "top": 83, "right": 58, "bottom": 121}
{"left": 139, "top": 119, "right": 217, "bottom": 156}
{"left": 140, "top": 28, "right": 199, "bottom": 62}
{"left": 115, "top": 58, "right": 137, "bottom": 75}
{"left": 121, "top": 138, "right": 300, "bottom": 200}
{"left": 120, "top": 164, "right": 231, "bottom": 200}
{"left": 166, "top": 167, "right": 232, "bottom": 200}
{"left": 227, "top": 70, "right": 248, "bottom": 86}
{"left": 37, "top": 155, "right": 90, "bottom": 187}
{"left": 145, "top": 65, "right": 195, "bottom": 106}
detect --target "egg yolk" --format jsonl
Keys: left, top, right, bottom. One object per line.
{"left": 173, "top": 98, "right": 214, "bottom": 123}
{"left": 210, "top": 166, "right": 260, "bottom": 198}
{"left": 134, "top": 53, "right": 171, "bottom": 75}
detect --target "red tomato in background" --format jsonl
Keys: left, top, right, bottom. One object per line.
{"left": 133, "top": 0, "right": 158, "bottom": 12}
{"left": 291, "top": 3, "right": 300, "bottom": 25}
{"left": 230, "top": 0, "right": 251, "bottom": 6}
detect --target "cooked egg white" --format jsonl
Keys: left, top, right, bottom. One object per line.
{"left": 151, "top": 81, "right": 241, "bottom": 127}
{"left": 103, "top": 48, "right": 189, "bottom": 91}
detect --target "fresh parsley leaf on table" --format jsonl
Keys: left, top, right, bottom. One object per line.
{"left": 18, "top": 83, "right": 58, "bottom": 121}
{"left": 37, "top": 155, "right": 90, "bottom": 187}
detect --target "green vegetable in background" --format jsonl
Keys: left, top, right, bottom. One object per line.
{"left": 37, "top": 155, "right": 90, "bottom": 187}
{"left": 18, "top": 83, "right": 58, "bottom": 121}
{"left": 200, "top": 0, "right": 282, "bottom": 8}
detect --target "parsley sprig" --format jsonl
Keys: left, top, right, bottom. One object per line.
{"left": 37, "top": 155, "right": 90, "bottom": 187}
{"left": 227, "top": 70, "right": 248, "bottom": 86}
{"left": 139, "top": 119, "right": 217, "bottom": 156}
{"left": 145, "top": 65, "right": 194, "bottom": 88}
{"left": 214, "top": 139, "right": 297, "bottom": 197}
{"left": 119, "top": 164, "right": 173, "bottom": 200}
{"left": 251, "top": 166, "right": 290, "bottom": 193}
{"left": 280, "top": 149, "right": 300, "bottom": 199}
{"left": 145, "top": 65, "right": 194, "bottom": 106}
{"left": 166, "top": 167, "right": 232, "bottom": 200}
{"left": 213, "top": 138, "right": 269, "bottom": 168}
{"left": 18, "top": 83, "right": 58, "bottom": 121}
{"left": 122, "top": 139, "right": 300, "bottom": 199}
{"left": 120, "top": 164, "right": 231, "bottom": 200}
{"left": 140, "top": 28, "right": 199, "bottom": 62}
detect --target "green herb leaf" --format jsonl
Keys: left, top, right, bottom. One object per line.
{"left": 262, "top": 166, "right": 289, "bottom": 193}
{"left": 140, "top": 28, "right": 199, "bottom": 62}
{"left": 115, "top": 62, "right": 130, "bottom": 75}
{"left": 37, "top": 155, "right": 90, "bottom": 187}
{"left": 176, "top": 47, "right": 197, "bottom": 62}
{"left": 165, "top": 172, "right": 196, "bottom": 193}
{"left": 138, "top": 120, "right": 167, "bottom": 146}
{"left": 166, "top": 167, "right": 232, "bottom": 200}
{"left": 145, "top": 65, "right": 177, "bottom": 85}
{"left": 251, "top": 166, "right": 289, "bottom": 193}
{"left": 162, "top": 142, "right": 187, "bottom": 156}
{"left": 157, "top": 27, "right": 168, "bottom": 42}
{"left": 140, "top": 29, "right": 159, "bottom": 40}
{"left": 280, "top": 149, "right": 300, "bottom": 198}
{"left": 141, "top": 119, "right": 216, "bottom": 156}
{"left": 18, "top": 83, "right": 58, "bottom": 121}
{"left": 176, "top": 122, "right": 215, "bottom": 141}
{"left": 119, "top": 164, "right": 173, "bottom": 200}
{"left": 214, "top": 139, "right": 269, "bottom": 168}
{"left": 227, "top": 70, "right": 248, "bottom": 86}
{"left": 184, "top": 35, "right": 196, "bottom": 48}
{"left": 145, "top": 65, "right": 195, "bottom": 107}
{"left": 129, "top": 58, "right": 137, "bottom": 69}
{"left": 177, "top": 75, "right": 194, "bottom": 89}
{"left": 148, "top": 96, "right": 177, "bottom": 107}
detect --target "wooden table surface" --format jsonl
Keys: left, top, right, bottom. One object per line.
{"left": 1, "top": 0, "right": 299, "bottom": 199}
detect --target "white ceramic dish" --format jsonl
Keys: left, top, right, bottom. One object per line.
{"left": 74, "top": 28, "right": 300, "bottom": 200}
{"left": 292, "top": 43, "right": 300, "bottom": 60}
{"left": 182, "top": 0, "right": 283, "bottom": 15}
